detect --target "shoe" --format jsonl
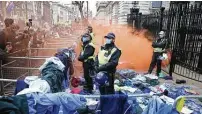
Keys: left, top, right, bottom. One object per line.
{"left": 176, "top": 79, "right": 186, "bottom": 84}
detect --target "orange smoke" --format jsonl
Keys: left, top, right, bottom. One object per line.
{"left": 73, "top": 21, "right": 170, "bottom": 77}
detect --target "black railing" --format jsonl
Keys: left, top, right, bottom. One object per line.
{"left": 127, "top": 1, "right": 202, "bottom": 82}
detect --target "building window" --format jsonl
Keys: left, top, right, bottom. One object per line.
{"left": 22, "top": 4, "right": 25, "bottom": 9}
{"left": 11, "top": 11, "right": 14, "bottom": 17}
{"left": 16, "top": 11, "right": 20, "bottom": 16}
{"left": 60, "top": 11, "right": 63, "bottom": 15}
{"left": 151, "top": 1, "right": 162, "bottom": 8}
{"left": 60, "top": 17, "right": 63, "bottom": 21}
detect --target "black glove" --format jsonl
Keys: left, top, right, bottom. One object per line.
{"left": 78, "top": 56, "right": 84, "bottom": 62}
{"left": 94, "top": 66, "right": 99, "bottom": 73}
{"left": 67, "top": 57, "right": 73, "bottom": 64}
{"left": 98, "top": 65, "right": 106, "bottom": 72}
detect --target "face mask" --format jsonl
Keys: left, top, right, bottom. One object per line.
{"left": 105, "top": 38, "right": 112, "bottom": 44}
{"left": 159, "top": 33, "right": 165, "bottom": 38}
{"left": 82, "top": 37, "right": 89, "bottom": 42}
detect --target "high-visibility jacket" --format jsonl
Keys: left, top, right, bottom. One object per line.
{"left": 90, "top": 33, "right": 95, "bottom": 44}
{"left": 82, "top": 42, "right": 95, "bottom": 62}
{"left": 79, "top": 32, "right": 95, "bottom": 51}
{"left": 153, "top": 48, "right": 165, "bottom": 53}
{"left": 98, "top": 47, "right": 117, "bottom": 67}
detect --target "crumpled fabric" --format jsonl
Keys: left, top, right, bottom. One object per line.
{"left": 17, "top": 79, "right": 51, "bottom": 95}
{"left": 185, "top": 99, "right": 202, "bottom": 114}
{"left": 26, "top": 92, "right": 87, "bottom": 114}
{"left": 39, "top": 57, "right": 65, "bottom": 72}
{"left": 132, "top": 74, "right": 146, "bottom": 83}
{"left": 114, "top": 85, "right": 138, "bottom": 93}
{"left": 155, "top": 84, "right": 202, "bottom": 114}
{"left": 24, "top": 76, "right": 39, "bottom": 85}
{"left": 116, "top": 69, "right": 137, "bottom": 79}
{"left": 71, "top": 88, "right": 82, "bottom": 94}
{"left": 0, "top": 94, "right": 29, "bottom": 114}
{"left": 114, "top": 79, "right": 120, "bottom": 85}
{"left": 55, "top": 49, "right": 72, "bottom": 82}
{"left": 128, "top": 97, "right": 143, "bottom": 114}
{"left": 144, "top": 75, "right": 159, "bottom": 86}
{"left": 86, "top": 99, "right": 99, "bottom": 110}
{"left": 142, "top": 96, "right": 178, "bottom": 114}
{"left": 41, "top": 62, "right": 65, "bottom": 93}
{"left": 97, "top": 94, "right": 132, "bottom": 114}
{"left": 14, "top": 80, "right": 29, "bottom": 95}
{"left": 144, "top": 74, "right": 158, "bottom": 80}
{"left": 166, "top": 85, "right": 194, "bottom": 99}
{"left": 133, "top": 81, "right": 150, "bottom": 91}
{"left": 123, "top": 80, "right": 133, "bottom": 86}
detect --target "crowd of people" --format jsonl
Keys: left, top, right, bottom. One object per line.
{"left": 0, "top": 18, "right": 48, "bottom": 64}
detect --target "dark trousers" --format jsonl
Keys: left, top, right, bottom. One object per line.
{"left": 148, "top": 52, "right": 163, "bottom": 76}
{"left": 169, "top": 50, "right": 176, "bottom": 77}
{"left": 83, "top": 60, "right": 94, "bottom": 92}
{"left": 99, "top": 72, "right": 115, "bottom": 95}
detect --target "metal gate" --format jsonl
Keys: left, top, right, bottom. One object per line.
{"left": 127, "top": 1, "right": 202, "bottom": 82}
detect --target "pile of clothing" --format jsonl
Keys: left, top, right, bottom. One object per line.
{"left": 144, "top": 74, "right": 159, "bottom": 86}
{"left": 0, "top": 92, "right": 87, "bottom": 114}
{"left": 115, "top": 69, "right": 159, "bottom": 87}
{"left": 10, "top": 66, "right": 202, "bottom": 114}
{"left": 150, "top": 83, "right": 202, "bottom": 114}
{"left": 164, "top": 84, "right": 202, "bottom": 114}
{"left": 114, "top": 69, "right": 202, "bottom": 114}
{"left": 16, "top": 57, "right": 66, "bottom": 95}
{"left": 15, "top": 48, "right": 73, "bottom": 95}
{"left": 40, "top": 57, "right": 65, "bottom": 93}
{"left": 116, "top": 69, "right": 138, "bottom": 79}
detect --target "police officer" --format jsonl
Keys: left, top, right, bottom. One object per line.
{"left": 78, "top": 33, "right": 95, "bottom": 93}
{"left": 79, "top": 26, "right": 95, "bottom": 51}
{"left": 148, "top": 31, "right": 169, "bottom": 76}
{"left": 87, "top": 26, "right": 95, "bottom": 43}
{"left": 95, "top": 32, "right": 121, "bottom": 95}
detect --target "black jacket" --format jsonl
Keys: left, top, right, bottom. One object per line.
{"left": 78, "top": 41, "right": 95, "bottom": 62}
{"left": 152, "top": 37, "right": 170, "bottom": 50}
{"left": 95, "top": 43, "right": 121, "bottom": 73}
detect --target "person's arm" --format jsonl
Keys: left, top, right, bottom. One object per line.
{"left": 78, "top": 45, "right": 95, "bottom": 62}
{"left": 68, "top": 57, "right": 74, "bottom": 75}
{"left": 152, "top": 39, "right": 166, "bottom": 48}
{"left": 94, "top": 55, "right": 99, "bottom": 72}
{"left": 98, "top": 49, "right": 121, "bottom": 71}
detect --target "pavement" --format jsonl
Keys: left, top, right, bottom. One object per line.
{"left": 161, "top": 67, "right": 202, "bottom": 94}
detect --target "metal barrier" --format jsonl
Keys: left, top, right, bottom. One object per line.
{"left": 0, "top": 57, "right": 46, "bottom": 96}
{"left": 0, "top": 47, "right": 70, "bottom": 96}
{"left": 0, "top": 38, "right": 78, "bottom": 95}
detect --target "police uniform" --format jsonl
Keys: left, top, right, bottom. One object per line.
{"left": 90, "top": 32, "right": 95, "bottom": 44}
{"left": 78, "top": 34, "right": 95, "bottom": 93}
{"left": 95, "top": 33, "right": 121, "bottom": 95}
{"left": 148, "top": 37, "right": 168, "bottom": 76}
{"left": 79, "top": 32, "right": 95, "bottom": 51}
